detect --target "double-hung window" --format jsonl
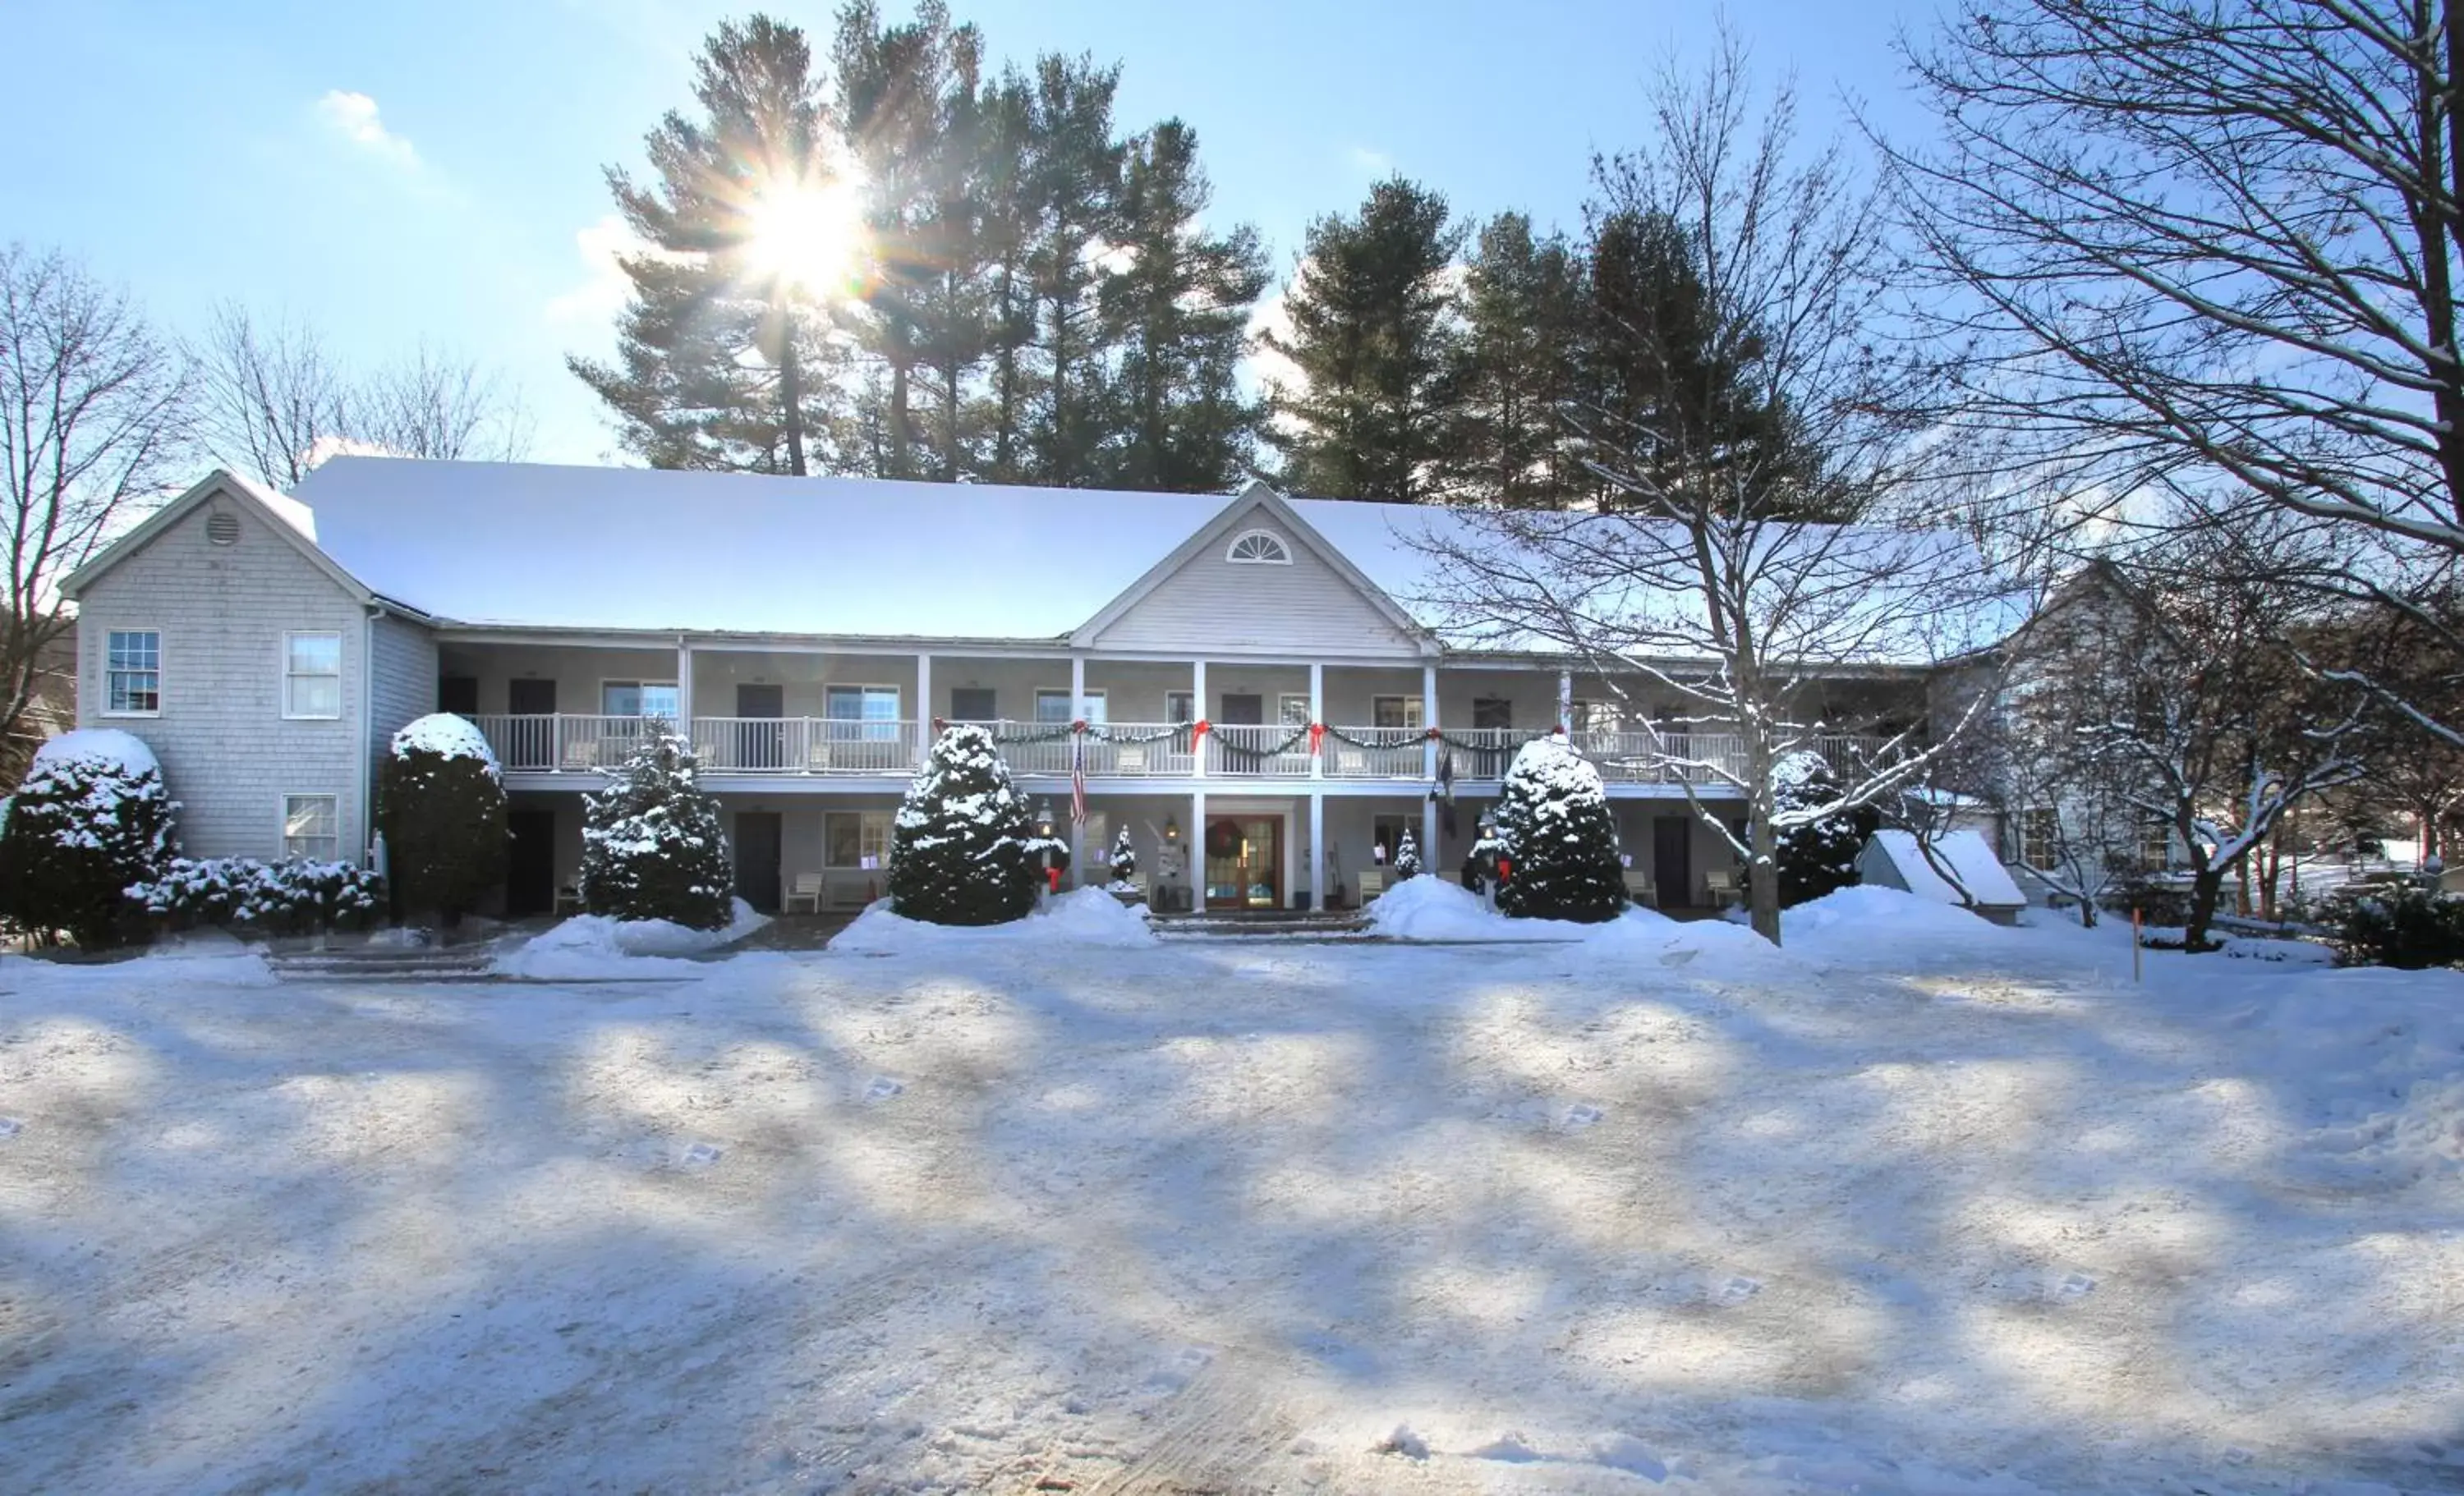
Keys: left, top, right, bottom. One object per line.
{"left": 283, "top": 794, "right": 340, "bottom": 861}
{"left": 1372, "top": 695, "right": 1424, "bottom": 731}
{"left": 826, "top": 684, "right": 902, "bottom": 741}
{"left": 1278, "top": 693, "right": 1312, "bottom": 727}
{"left": 283, "top": 632, "right": 342, "bottom": 719}
{"left": 2019, "top": 808, "right": 2059, "bottom": 869}
{"left": 825, "top": 810, "right": 893, "bottom": 869}
{"left": 106, "top": 631, "right": 160, "bottom": 715}
{"left": 1033, "top": 689, "right": 1106, "bottom": 726}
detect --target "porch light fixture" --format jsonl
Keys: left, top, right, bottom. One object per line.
{"left": 1163, "top": 815, "right": 1180, "bottom": 843}
{"left": 1034, "top": 801, "right": 1055, "bottom": 839}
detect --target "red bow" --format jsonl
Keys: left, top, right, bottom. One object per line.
{"left": 1308, "top": 723, "right": 1326, "bottom": 755}
{"left": 1191, "top": 718, "right": 1211, "bottom": 739}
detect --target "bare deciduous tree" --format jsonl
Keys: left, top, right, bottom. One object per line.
{"left": 1888, "top": 0, "right": 2464, "bottom": 733}
{"left": 360, "top": 343, "right": 534, "bottom": 462}
{"left": 1414, "top": 34, "right": 2035, "bottom": 943}
{"left": 0, "top": 245, "right": 194, "bottom": 784}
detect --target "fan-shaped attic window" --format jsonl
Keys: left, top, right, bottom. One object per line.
{"left": 1225, "top": 529, "right": 1292, "bottom": 565}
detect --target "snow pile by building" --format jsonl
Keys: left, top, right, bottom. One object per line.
{"left": 2, "top": 932, "right": 277, "bottom": 989}
{"left": 494, "top": 897, "right": 768, "bottom": 980}
{"left": 829, "top": 886, "right": 1155, "bottom": 953}
{"left": 1855, "top": 829, "right": 2026, "bottom": 916}
{"left": 1369, "top": 876, "right": 1783, "bottom": 962}
{"left": 1781, "top": 883, "right": 2010, "bottom": 952}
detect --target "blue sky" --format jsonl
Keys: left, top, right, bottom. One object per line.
{"left": 3, "top": 0, "right": 1934, "bottom": 468}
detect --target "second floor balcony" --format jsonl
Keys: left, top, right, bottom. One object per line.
{"left": 469, "top": 712, "right": 1904, "bottom": 789}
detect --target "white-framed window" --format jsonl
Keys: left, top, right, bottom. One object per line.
{"left": 1034, "top": 688, "right": 1106, "bottom": 725}
{"left": 1225, "top": 529, "right": 1292, "bottom": 565}
{"left": 1570, "top": 699, "right": 1620, "bottom": 734}
{"left": 825, "top": 810, "right": 893, "bottom": 870}
{"left": 283, "top": 631, "right": 343, "bottom": 719}
{"left": 1165, "top": 691, "right": 1195, "bottom": 724}
{"left": 1372, "top": 695, "right": 1425, "bottom": 730}
{"left": 105, "top": 630, "right": 161, "bottom": 715}
{"left": 825, "top": 684, "right": 902, "bottom": 741}
{"left": 1279, "top": 692, "right": 1312, "bottom": 726}
{"left": 2019, "top": 807, "right": 2058, "bottom": 869}
{"left": 2140, "top": 822, "right": 2172, "bottom": 870}
{"left": 602, "top": 680, "right": 681, "bottom": 719}
{"left": 283, "top": 793, "right": 340, "bottom": 861}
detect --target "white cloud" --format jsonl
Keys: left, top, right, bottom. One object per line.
{"left": 1349, "top": 145, "right": 1394, "bottom": 177}
{"left": 547, "top": 214, "right": 691, "bottom": 327}
{"left": 315, "top": 90, "right": 420, "bottom": 170}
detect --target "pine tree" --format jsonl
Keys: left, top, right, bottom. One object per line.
{"left": 578, "top": 728, "right": 734, "bottom": 929}
{"left": 1772, "top": 753, "right": 1878, "bottom": 906}
{"left": 1107, "top": 824, "right": 1138, "bottom": 884}
{"left": 0, "top": 730, "right": 176, "bottom": 948}
{"left": 1492, "top": 735, "right": 1625, "bottom": 922}
{"left": 570, "top": 16, "right": 858, "bottom": 475}
{"left": 1447, "top": 213, "right": 1586, "bottom": 507}
{"left": 379, "top": 715, "right": 508, "bottom": 925}
{"left": 1018, "top": 53, "right": 1125, "bottom": 487}
{"left": 1262, "top": 177, "right": 1464, "bottom": 502}
{"left": 889, "top": 723, "right": 1037, "bottom": 925}
{"left": 1391, "top": 826, "right": 1423, "bottom": 880}
{"left": 1098, "top": 120, "right": 1270, "bottom": 490}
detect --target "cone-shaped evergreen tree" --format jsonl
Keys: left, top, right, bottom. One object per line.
{"left": 578, "top": 728, "right": 734, "bottom": 928}
{"left": 889, "top": 723, "right": 1037, "bottom": 925}
{"left": 379, "top": 715, "right": 508, "bottom": 924}
{"left": 1392, "top": 826, "right": 1423, "bottom": 880}
{"left": 1773, "top": 752, "right": 1877, "bottom": 906}
{"left": 1492, "top": 734, "right": 1625, "bottom": 922}
{"left": 0, "top": 730, "right": 177, "bottom": 948}
{"left": 1107, "top": 824, "right": 1138, "bottom": 883}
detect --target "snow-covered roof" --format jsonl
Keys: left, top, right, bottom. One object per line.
{"left": 1861, "top": 829, "right": 2026, "bottom": 908}
{"left": 283, "top": 457, "right": 2021, "bottom": 662}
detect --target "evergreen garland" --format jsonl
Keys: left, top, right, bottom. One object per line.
{"left": 889, "top": 723, "right": 1037, "bottom": 925}
{"left": 579, "top": 728, "right": 733, "bottom": 929}
{"left": 1492, "top": 735, "right": 1625, "bottom": 922}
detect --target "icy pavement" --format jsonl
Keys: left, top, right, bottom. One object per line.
{"left": 3, "top": 901, "right": 2462, "bottom": 1494}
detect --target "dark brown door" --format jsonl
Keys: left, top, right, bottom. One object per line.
{"left": 1217, "top": 693, "right": 1263, "bottom": 725}
{"left": 735, "top": 683, "right": 784, "bottom": 770}
{"left": 505, "top": 679, "right": 556, "bottom": 769}
{"left": 505, "top": 810, "right": 559, "bottom": 917}
{"left": 733, "top": 811, "right": 782, "bottom": 913}
{"left": 439, "top": 676, "right": 479, "bottom": 715}
{"left": 1653, "top": 816, "right": 1690, "bottom": 907}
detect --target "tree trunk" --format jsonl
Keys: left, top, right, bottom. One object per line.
{"left": 2185, "top": 863, "right": 2227, "bottom": 952}
{"left": 889, "top": 360, "right": 913, "bottom": 479}
{"left": 779, "top": 333, "right": 807, "bottom": 477}
{"left": 1748, "top": 802, "right": 1781, "bottom": 943}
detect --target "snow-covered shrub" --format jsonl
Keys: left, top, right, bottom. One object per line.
{"left": 1492, "top": 734, "right": 1625, "bottom": 923}
{"left": 889, "top": 723, "right": 1037, "bottom": 925}
{"left": 131, "top": 857, "right": 384, "bottom": 935}
{"left": 1392, "top": 826, "right": 1423, "bottom": 879}
{"left": 1774, "top": 753, "right": 1876, "bottom": 907}
{"left": 1106, "top": 824, "right": 1138, "bottom": 886}
{"left": 0, "top": 729, "right": 176, "bottom": 948}
{"left": 2332, "top": 887, "right": 2464, "bottom": 970}
{"left": 379, "top": 714, "right": 506, "bottom": 922}
{"left": 577, "top": 727, "right": 732, "bottom": 929}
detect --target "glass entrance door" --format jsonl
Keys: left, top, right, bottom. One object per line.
{"left": 1203, "top": 816, "right": 1280, "bottom": 910}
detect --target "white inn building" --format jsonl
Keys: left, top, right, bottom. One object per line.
{"left": 62, "top": 460, "right": 1949, "bottom": 916}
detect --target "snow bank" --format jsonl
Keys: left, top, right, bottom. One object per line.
{"left": 390, "top": 713, "right": 499, "bottom": 771}
{"left": 1861, "top": 828, "right": 2026, "bottom": 907}
{"left": 1783, "top": 883, "right": 2003, "bottom": 951}
{"left": 1368, "top": 876, "right": 1783, "bottom": 965}
{"left": 28, "top": 727, "right": 161, "bottom": 781}
{"left": 494, "top": 897, "right": 768, "bottom": 980}
{"left": 2, "top": 934, "right": 276, "bottom": 989}
{"left": 828, "top": 887, "right": 1156, "bottom": 954}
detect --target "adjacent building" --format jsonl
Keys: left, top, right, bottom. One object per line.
{"left": 62, "top": 459, "right": 1949, "bottom": 915}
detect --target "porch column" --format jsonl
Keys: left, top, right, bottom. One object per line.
{"left": 1069, "top": 652, "right": 1087, "bottom": 879}
{"left": 1308, "top": 790, "right": 1325, "bottom": 913}
{"left": 676, "top": 639, "right": 693, "bottom": 743}
{"left": 914, "top": 651, "right": 932, "bottom": 765}
{"left": 1191, "top": 788, "right": 1207, "bottom": 911}
{"left": 1423, "top": 662, "right": 1441, "bottom": 861}
{"left": 1192, "top": 659, "right": 1208, "bottom": 778}
{"left": 1308, "top": 661, "right": 1324, "bottom": 781}
{"left": 1557, "top": 668, "right": 1574, "bottom": 734}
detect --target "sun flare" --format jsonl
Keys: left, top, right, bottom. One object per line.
{"left": 741, "top": 174, "right": 868, "bottom": 297}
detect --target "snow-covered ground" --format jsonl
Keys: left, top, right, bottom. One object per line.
{"left": 4, "top": 895, "right": 2462, "bottom": 1494}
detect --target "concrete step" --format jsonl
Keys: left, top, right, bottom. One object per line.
{"left": 269, "top": 945, "right": 498, "bottom": 982}
{"left": 1154, "top": 914, "right": 1377, "bottom": 940}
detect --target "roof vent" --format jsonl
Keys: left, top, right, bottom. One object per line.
{"left": 205, "top": 510, "right": 241, "bottom": 546}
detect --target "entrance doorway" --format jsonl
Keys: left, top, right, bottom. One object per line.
{"left": 1203, "top": 815, "right": 1281, "bottom": 910}
{"left": 735, "top": 682, "right": 784, "bottom": 770}
{"left": 733, "top": 811, "right": 783, "bottom": 913}
{"left": 505, "top": 810, "right": 558, "bottom": 916}
{"left": 1653, "top": 816, "right": 1691, "bottom": 907}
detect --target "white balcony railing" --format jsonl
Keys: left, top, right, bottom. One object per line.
{"left": 471, "top": 714, "right": 675, "bottom": 773}
{"left": 693, "top": 718, "right": 918, "bottom": 775}
{"left": 949, "top": 721, "right": 1201, "bottom": 778}
{"left": 1205, "top": 723, "right": 1314, "bottom": 778}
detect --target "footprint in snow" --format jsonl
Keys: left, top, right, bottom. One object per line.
{"left": 1717, "top": 1274, "right": 1763, "bottom": 1303}
{"left": 681, "top": 1141, "right": 724, "bottom": 1167}
{"left": 0, "top": 1117, "right": 20, "bottom": 1138}
{"left": 2053, "top": 1270, "right": 2096, "bottom": 1300}
{"left": 865, "top": 1076, "right": 905, "bottom": 1101}
{"left": 1564, "top": 1103, "right": 1604, "bottom": 1130}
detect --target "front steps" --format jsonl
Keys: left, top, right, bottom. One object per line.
{"left": 1152, "top": 910, "right": 1377, "bottom": 941}
{"left": 268, "top": 942, "right": 499, "bottom": 983}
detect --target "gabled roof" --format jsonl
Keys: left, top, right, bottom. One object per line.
{"left": 62, "top": 468, "right": 376, "bottom": 605}
{"left": 1069, "top": 480, "right": 1436, "bottom": 654}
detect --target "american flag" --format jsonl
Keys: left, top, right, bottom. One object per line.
{"left": 1070, "top": 733, "right": 1087, "bottom": 825}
